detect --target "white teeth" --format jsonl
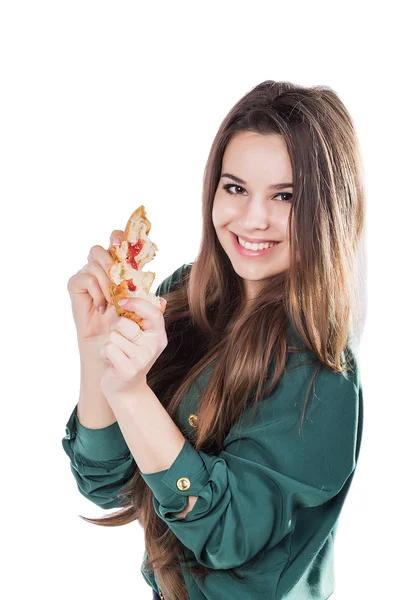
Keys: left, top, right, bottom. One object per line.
{"left": 238, "top": 236, "right": 278, "bottom": 250}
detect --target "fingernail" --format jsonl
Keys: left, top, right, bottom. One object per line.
{"left": 118, "top": 299, "right": 129, "bottom": 306}
{"left": 98, "top": 305, "right": 106, "bottom": 314}
{"left": 112, "top": 237, "right": 121, "bottom": 246}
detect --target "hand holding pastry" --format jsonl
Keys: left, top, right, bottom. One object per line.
{"left": 99, "top": 295, "right": 168, "bottom": 401}
{"left": 67, "top": 229, "right": 126, "bottom": 345}
{"left": 98, "top": 205, "right": 168, "bottom": 399}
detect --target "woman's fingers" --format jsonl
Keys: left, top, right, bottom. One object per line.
{"left": 104, "top": 321, "right": 154, "bottom": 366}
{"left": 87, "top": 243, "right": 116, "bottom": 288}
{"left": 107, "top": 329, "right": 151, "bottom": 362}
{"left": 74, "top": 267, "right": 107, "bottom": 312}
{"left": 84, "top": 228, "right": 125, "bottom": 306}
{"left": 117, "top": 297, "right": 165, "bottom": 332}
{"left": 109, "top": 316, "right": 142, "bottom": 341}
{"left": 109, "top": 229, "right": 125, "bottom": 248}
{"left": 81, "top": 259, "right": 113, "bottom": 306}
{"left": 101, "top": 319, "right": 142, "bottom": 364}
{"left": 70, "top": 230, "right": 125, "bottom": 314}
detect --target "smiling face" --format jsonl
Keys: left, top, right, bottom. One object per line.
{"left": 212, "top": 131, "right": 293, "bottom": 301}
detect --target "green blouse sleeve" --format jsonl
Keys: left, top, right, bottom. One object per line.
{"left": 62, "top": 404, "right": 136, "bottom": 509}
{"left": 140, "top": 354, "right": 361, "bottom": 570}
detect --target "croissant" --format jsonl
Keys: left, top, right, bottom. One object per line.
{"left": 108, "top": 205, "right": 163, "bottom": 329}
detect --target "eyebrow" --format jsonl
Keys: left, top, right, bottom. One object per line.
{"left": 221, "top": 173, "right": 293, "bottom": 189}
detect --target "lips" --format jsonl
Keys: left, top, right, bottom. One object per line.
{"left": 231, "top": 231, "right": 281, "bottom": 256}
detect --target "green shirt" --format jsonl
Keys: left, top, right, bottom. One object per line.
{"left": 62, "top": 263, "right": 363, "bottom": 599}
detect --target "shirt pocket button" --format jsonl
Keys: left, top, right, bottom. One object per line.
{"left": 176, "top": 477, "right": 191, "bottom": 491}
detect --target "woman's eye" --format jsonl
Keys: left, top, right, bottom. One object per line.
{"left": 223, "top": 183, "right": 245, "bottom": 195}
{"left": 275, "top": 192, "right": 293, "bottom": 203}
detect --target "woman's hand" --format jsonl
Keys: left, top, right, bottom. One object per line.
{"left": 67, "top": 230, "right": 124, "bottom": 343}
{"left": 99, "top": 296, "right": 168, "bottom": 404}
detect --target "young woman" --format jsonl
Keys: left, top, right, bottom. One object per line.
{"left": 63, "top": 79, "right": 365, "bottom": 600}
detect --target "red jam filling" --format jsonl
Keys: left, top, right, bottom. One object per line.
{"left": 127, "top": 279, "right": 137, "bottom": 292}
{"left": 126, "top": 239, "right": 144, "bottom": 270}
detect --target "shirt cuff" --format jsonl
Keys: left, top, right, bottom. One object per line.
{"left": 139, "top": 439, "right": 209, "bottom": 516}
{"left": 63, "top": 404, "right": 130, "bottom": 462}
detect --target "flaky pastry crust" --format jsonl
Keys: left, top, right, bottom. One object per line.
{"left": 107, "top": 205, "right": 162, "bottom": 329}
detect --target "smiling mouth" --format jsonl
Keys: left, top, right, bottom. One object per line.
{"left": 230, "top": 231, "right": 282, "bottom": 256}
{"left": 233, "top": 232, "right": 280, "bottom": 248}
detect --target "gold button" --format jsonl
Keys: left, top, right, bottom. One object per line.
{"left": 176, "top": 477, "right": 191, "bottom": 491}
{"left": 188, "top": 413, "right": 198, "bottom": 427}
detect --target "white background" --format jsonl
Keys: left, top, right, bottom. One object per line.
{"left": 1, "top": 1, "right": 398, "bottom": 599}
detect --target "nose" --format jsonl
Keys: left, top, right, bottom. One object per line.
{"left": 238, "top": 196, "right": 271, "bottom": 231}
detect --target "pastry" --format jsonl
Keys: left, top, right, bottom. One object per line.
{"left": 108, "top": 205, "right": 163, "bottom": 329}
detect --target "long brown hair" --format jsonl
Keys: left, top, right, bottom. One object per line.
{"left": 79, "top": 80, "right": 366, "bottom": 600}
